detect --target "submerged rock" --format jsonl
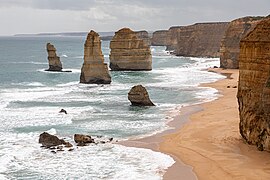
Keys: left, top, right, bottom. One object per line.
{"left": 46, "top": 43, "right": 63, "bottom": 71}
{"left": 128, "top": 85, "right": 155, "bottom": 106}
{"left": 74, "top": 134, "right": 94, "bottom": 146}
{"left": 39, "top": 132, "right": 66, "bottom": 148}
{"left": 80, "top": 30, "right": 111, "bottom": 84}
{"left": 237, "top": 17, "right": 270, "bottom": 151}
{"left": 109, "top": 28, "right": 152, "bottom": 71}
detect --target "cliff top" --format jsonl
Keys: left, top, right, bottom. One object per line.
{"left": 89, "top": 30, "right": 99, "bottom": 37}
{"left": 241, "top": 17, "right": 270, "bottom": 42}
{"left": 231, "top": 16, "right": 264, "bottom": 23}
{"left": 192, "top": 22, "right": 229, "bottom": 26}
{"left": 116, "top": 28, "right": 134, "bottom": 34}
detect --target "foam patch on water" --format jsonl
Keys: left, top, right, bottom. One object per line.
{"left": 0, "top": 132, "right": 174, "bottom": 180}
{"left": 11, "top": 82, "right": 46, "bottom": 87}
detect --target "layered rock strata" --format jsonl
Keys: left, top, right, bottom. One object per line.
{"left": 80, "top": 30, "right": 111, "bottom": 84}
{"left": 46, "top": 43, "right": 62, "bottom": 71}
{"left": 237, "top": 18, "right": 270, "bottom": 151}
{"left": 151, "top": 30, "right": 170, "bottom": 46}
{"left": 110, "top": 28, "right": 152, "bottom": 71}
{"left": 220, "top": 16, "right": 264, "bottom": 69}
{"left": 128, "top": 85, "right": 155, "bottom": 106}
{"left": 135, "top": 30, "right": 151, "bottom": 46}
{"left": 151, "top": 22, "right": 228, "bottom": 57}
{"left": 175, "top": 22, "right": 229, "bottom": 57}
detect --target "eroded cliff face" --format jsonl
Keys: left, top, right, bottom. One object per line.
{"left": 166, "top": 26, "right": 183, "bottom": 51}
{"left": 135, "top": 30, "right": 151, "bottom": 46}
{"left": 175, "top": 22, "right": 229, "bottom": 57}
{"left": 80, "top": 30, "right": 111, "bottom": 84}
{"left": 151, "top": 23, "right": 228, "bottom": 57}
{"left": 46, "top": 43, "right": 62, "bottom": 71}
{"left": 109, "top": 28, "right": 152, "bottom": 71}
{"left": 151, "top": 30, "right": 170, "bottom": 46}
{"left": 237, "top": 18, "right": 270, "bottom": 151}
{"left": 220, "top": 16, "right": 264, "bottom": 69}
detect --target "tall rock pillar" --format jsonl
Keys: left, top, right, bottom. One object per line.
{"left": 237, "top": 18, "right": 270, "bottom": 151}
{"left": 80, "top": 30, "right": 111, "bottom": 84}
{"left": 46, "top": 43, "right": 62, "bottom": 71}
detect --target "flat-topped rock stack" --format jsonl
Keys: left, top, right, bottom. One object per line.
{"left": 237, "top": 17, "right": 270, "bottom": 151}
{"left": 109, "top": 28, "right": 152, "bottom": 71}
{"left": 220, "top": 16, "right": 264, "bottom": 69}
{"left": 80, "top": 30, "right": 111, "bottom": 84}
{"left": 46, "top": 43, "right": 62, "bottom": 71}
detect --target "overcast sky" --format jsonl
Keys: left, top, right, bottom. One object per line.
{"left": 0, "top": 0, "right": 269, "bottom": 35}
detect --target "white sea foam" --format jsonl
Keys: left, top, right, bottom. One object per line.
{"left": 0, "top": 132, "right": 174, "bottom": 180}
{"left": 0, "top": 41, "right": 226, "bottom": 179}
{"left": 56, "top": 81, "right": 79, "bottom": 87}
{"left": 61, "top": 54, "right": 68, "bottom": 58}
{"left": 11, "top": 82, "right": 46, "bottom": 87}
{"left": 73, "top": 56, "right": 83, "bottom": 59}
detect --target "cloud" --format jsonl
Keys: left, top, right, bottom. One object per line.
{"left": 0, "top": 0, "right": 269, "bottom": 35}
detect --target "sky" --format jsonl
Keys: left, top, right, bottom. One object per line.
{"left": 0, "top": 0, "right": 269, "bottom": 35}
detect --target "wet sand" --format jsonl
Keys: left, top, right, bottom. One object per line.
{"left": 122, "top": 68, "right": 270, "bottom": 179}
{"left": 160, "top": 68, "right": 270, "bottom": 180}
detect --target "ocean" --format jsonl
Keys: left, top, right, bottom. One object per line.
{"left": 0, "top": 36, "right": 224, "bottom": 179}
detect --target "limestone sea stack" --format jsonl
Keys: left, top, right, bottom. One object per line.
{"left": 80, "top": 30, "right": 111, "bottom": 84}
{"left": 220, "top": 16, "right": 264, "bottom": 69}
{"left": 46, "top": 43, "right": 62, "bottom": 71}
{"left": 109, "top": 28, "right": 152, "bottom": 71}
{"left": 237, "top": 17, "right": 270, "bottom": 151}
{"left": 128, "top": 85, "right": 155, "bottom": 106}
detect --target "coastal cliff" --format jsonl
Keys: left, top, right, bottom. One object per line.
{"left": 135, "top": 30, "right": 151, "bottom": 46}
{"left": 175, "top": 22, "right": 229, "bottom": 57}
{"left": 151, "top": 22, "right": 228, "bottom": 57}
{"left": 80, "top": 30, "right": 111, "bottom": 84}
{"left": 109, "top": 28, "right": 152, "bottom": 71}
{"left": 220, "top": 16, "right": 263, "bottom": 69}
{"left": 151, "top": 30, "right": 170, "bottom": 46}
{"left": 237, "top": 18, "right": 270, "bottom": 151}
{"left": 46, "top": 43, "right": 62, "bottom": 71}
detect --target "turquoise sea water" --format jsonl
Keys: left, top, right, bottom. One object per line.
{"left": 0, "top": 36, "right": 224, "bottom": 179}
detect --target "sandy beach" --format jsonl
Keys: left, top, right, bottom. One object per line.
{"left": 160, "top": 68, "right": 270, "bottom": 180}
{"left": 123, "top": 68, "right": 270, "bottom": 180}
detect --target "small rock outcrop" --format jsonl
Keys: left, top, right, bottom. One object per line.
{"left": 59, "top": 109, "right": 67, "bottom": 114}
{"left": 74, "top": 134, "right": 94, "bottom": 146}
{"left": 39, "top": 132, "right": 66, "bottom": 148}
{"left": 109, "top": 28, "right": 152, "bottom": 71}
{"left": 80, "top": 30, "right": 111, "bottom": 84}
{"left": 220, "top": 16, "right": 264, "bottom": 69}
{"left": 128, "top": 85, "right": 155, "bottom": 106}
{"left": 46, "top": 43, "right": 62, "bottom": 71}
{"left": 237, "top": 18, "right": 270, "bottom": 151}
